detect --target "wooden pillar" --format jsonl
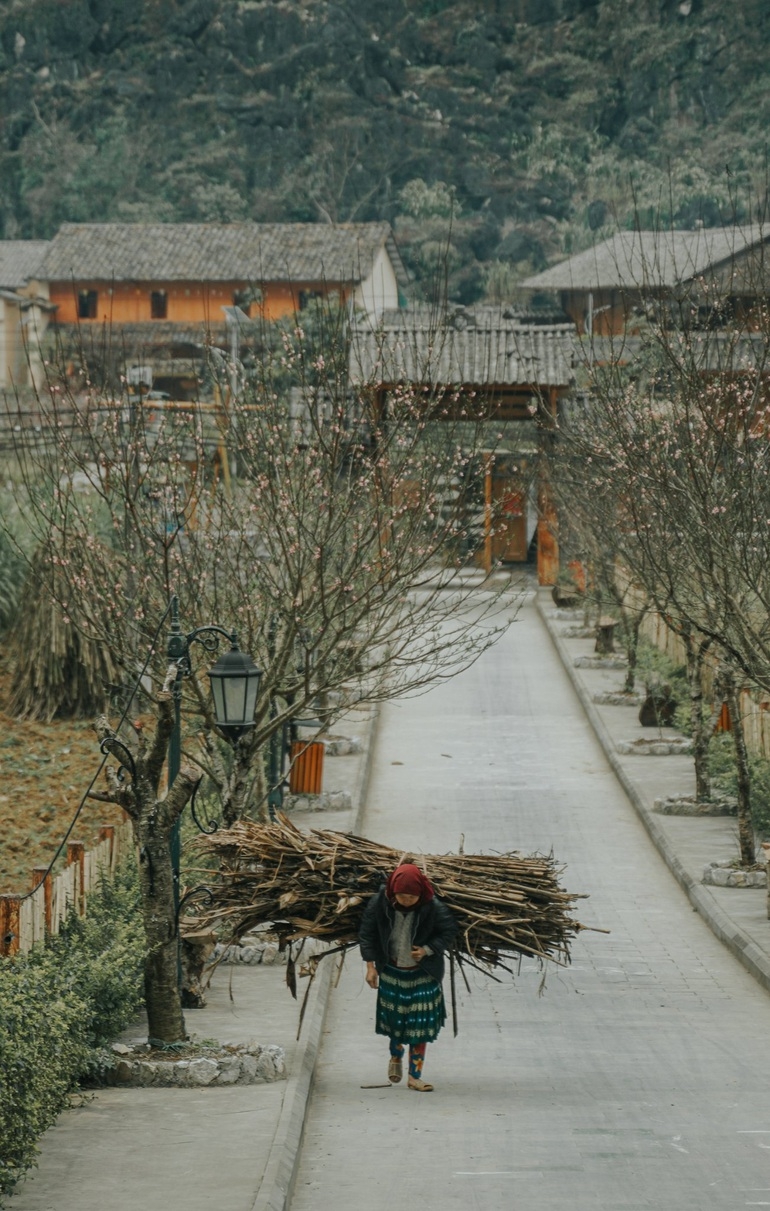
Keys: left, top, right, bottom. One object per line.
{"left": 0, "top": 893, "right": 21, "bottom": 956}
{"left": 537, "top": 387, "right": 560, "bottom": 586}
{"left": 67, "top": 840, "right": 86, "bottom": 915}
{"left": 99, "top": 824, "right": 116, "bottom": 868}
{"left": 31, "top": 866, "right": 53, "bottom": 934}
{"left": 483, "top": 453, "right": 493, "bottom": 575}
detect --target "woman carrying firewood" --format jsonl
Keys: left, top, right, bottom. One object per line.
{"left": 359, "top": 863, "right": 456, "bottom": 1092}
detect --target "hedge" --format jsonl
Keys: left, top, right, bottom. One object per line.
{"left": 0, "top": 859, "right": 145, "bottom": 1201}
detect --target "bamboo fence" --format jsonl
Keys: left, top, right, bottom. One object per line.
{"left": 1, "top": 818, "right": 134, "bottom": 957}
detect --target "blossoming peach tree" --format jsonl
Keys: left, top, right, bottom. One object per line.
{"left": 5, "top": 306, "right": 525, "bottom": 1036}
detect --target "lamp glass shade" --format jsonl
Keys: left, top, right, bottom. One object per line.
{"left": 207, "top": 640, "right": 262, "bottom": 736}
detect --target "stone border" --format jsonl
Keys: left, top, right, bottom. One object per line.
{"left": 703, "top": 862, "right": 767, "bottom": 889}
{"left": 616, "top": 737, "right": 693, "bottom": 756}
{"left": 536, "top": 592, "right": 770, "bottom": 997}
{"left": 250, "top": 705, "right": 381, "bottom": 1211}
{"left": 109, "top": 1041, "right": 286, "bottom": 1087}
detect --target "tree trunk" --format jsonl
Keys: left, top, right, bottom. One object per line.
{"left": 722, "top": 670, "right": 755, "bottom": 867}
{"left": 622, "top": 613, "right": 641, "bottom": 694}
{"left": 136, "top": 819, "right": 186, "bottom": 1044}
{"left": 685, "top": 634, "right": 712, "bottom": 804}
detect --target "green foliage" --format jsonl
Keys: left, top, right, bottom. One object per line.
{"left": 398, "top": 178, "right": 459, "bottom": 221}
{"left": 2, "top": 1, "right": 768, "bottom": 283}
{"left": 708, "top": 734, "right": 770, "bottom": 839}
{"left": 0, "top": 860, "right": 144, "bottom": 1200}
{"left": 635, "top": 639, "right": 688, "bottom": 702}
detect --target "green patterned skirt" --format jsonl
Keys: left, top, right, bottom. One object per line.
{"left": 375, "top": 965, "right": 446, "bottom": 1044}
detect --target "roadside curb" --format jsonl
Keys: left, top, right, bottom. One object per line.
{"left": 250, "top": 705, "right": 381, "bottom": 1211}
{"left": 536, "top": 592, "right": 770, "bottom": 997}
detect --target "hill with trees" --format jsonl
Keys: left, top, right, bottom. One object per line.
{"left": 0, "top": 0, "right": 768, "bottom": 300}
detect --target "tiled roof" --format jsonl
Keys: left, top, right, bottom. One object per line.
{"left": 521, "top": 226, "right": 770, "bottom": 291}
{"left": 38, "top": 222, "right": 408, "bottom": 287}
{"left": 0, "top": 241, "right": 49, "bottom": 289}
{"left": 349, "top": 306, "right": 574, "bottom": 388}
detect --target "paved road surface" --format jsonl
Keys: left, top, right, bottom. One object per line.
{"left": 290, "top": 592, "right": 770, "bottom": 1211}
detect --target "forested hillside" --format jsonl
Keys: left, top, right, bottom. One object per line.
{"left": 1, "top": 0, "right": 768, "bottom": 300}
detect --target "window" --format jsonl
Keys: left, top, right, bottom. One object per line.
{"left": 77, "top": 290, "right": 98, "bottom": 319}
{"left": 150, "top": 291, "right": 168, "bottom": 319}
{"left": 298, "top": 290, "right": 323, "bottom": 311}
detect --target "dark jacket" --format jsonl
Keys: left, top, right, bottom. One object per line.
{"left": 358, "top": 886, "right": 457, "bottom": 984}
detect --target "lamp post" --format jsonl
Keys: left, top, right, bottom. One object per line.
{"left": 166, "top": 595, "right": 262, "bottom": 921}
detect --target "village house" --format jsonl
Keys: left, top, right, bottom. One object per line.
{"left": 3, "top": 221, "right": 407, "bottom": 398}
{"left": 520, "top": 224, "right": 770, "bottom": 337}
{"left": 0, "top": 241, "right": 55, "bottom": 391}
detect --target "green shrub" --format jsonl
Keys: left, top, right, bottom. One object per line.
{"left": 708, "top": 733, "right": 770, "bottom": 838}
{"left": 0, "top": 860, "right": 144, "bottom": 1201}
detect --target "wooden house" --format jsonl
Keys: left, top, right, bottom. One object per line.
{"left": 520, "top": 225, "right": 770, "bottom": 337}
{"left": 0, "top": 241, "right": 54, "bottom": 390}
{"left": 349, "top": 306, "right": 575, "bottom": 584}
{"left": 35, "top": 221, "right": 408, "bottom": 398}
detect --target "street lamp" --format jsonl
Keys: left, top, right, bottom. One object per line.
{"left": 166, "top": 594, "right": 262, "bottom": 922}
{"left": 207, "top": 639, "right": 262, "bottom": 742}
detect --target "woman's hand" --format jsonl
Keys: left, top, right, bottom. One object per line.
{"left": 365, "top": 962, "right": 379, "bottom": 989}
{"left": 411, "top": 946, "right": 427, "bottom": 962}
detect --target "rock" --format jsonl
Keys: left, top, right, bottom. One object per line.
{"left": 138, "top": 1062, "right": 159, "bottom": 1087}
{"left": 262, "top": 942, "right": 279, "bottom": 965}
{"left": 239, "top": 1054, "right": 258, "bottom": 1082}
{"left": 114, "top": 1059, "right": 138, "bottom": 1084}
{"left": 256, "top": 1051, "right": 279, "bottom": 1081}
{"left": 187, "top": 1059, "right": 219, "bottom": 1086}
{"left": 266, "top": 1045, "right": 286, "bottom": 1077}
{"left": 215, "top": 1056, "right": 242, "bottom": 1085}
{"left": 111, "top": 1042, "right": 131, "bottom": 1055}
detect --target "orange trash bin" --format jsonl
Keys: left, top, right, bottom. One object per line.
{"left": 289, "top": 740, "right": 325, "bottom": 795}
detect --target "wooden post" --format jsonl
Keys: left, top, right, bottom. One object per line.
{"left": 536, "top": 388, "right": 560, "bottom": 586}
{"left": 67, "top": 840, "right": 86, "bottom": 915}
{"left": 31, "top": 866, "right": 53, "bottom": 934}
{"left": 0, "top": 893, "right": 21, "bottom": 956}
{"left": 99, "top": 825, "right": 116, "bottom": 867}
{"left": 483, "top": 454, "right": 493, "bottom": 575}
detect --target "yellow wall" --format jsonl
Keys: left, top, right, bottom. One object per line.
{"left": 50, "top": 280, "right": 351, "bottom": 324}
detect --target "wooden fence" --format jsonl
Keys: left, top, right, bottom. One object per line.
{"left": 639, "top": 607, "right": 770, "bottom": 760}
{"left": 0, "top": 818, "right": 134, "bottom": 958}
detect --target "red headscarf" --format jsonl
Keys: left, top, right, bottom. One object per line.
{"left": 385, "top": 863, "right": 434, "bottom": 906}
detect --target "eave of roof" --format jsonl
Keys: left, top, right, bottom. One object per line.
{"left": 520, "top": 225, "right": 770, "bottom": 292}
{"left": 38, "top": 222, "right": 405, "bottom": 287}
{"left": 0, "top": 240, "right": 50, "bottom": 290}
{"left": 349, "top": 307, "right": 574, "bottom": 388}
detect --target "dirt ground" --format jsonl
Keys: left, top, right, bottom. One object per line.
{"left": 0, "top": 664, "right": 125, "bottom": 894}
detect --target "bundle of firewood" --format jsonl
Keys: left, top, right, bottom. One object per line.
{"left": 191, "top": 814, "right": 590, "bottom": 979}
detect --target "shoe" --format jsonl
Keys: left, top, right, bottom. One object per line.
{"left": 388, "top": 1057, "right": 403, "bottom": 1083}
{"left": 407, "top": 1077, "right": 434, "bottom": 1092}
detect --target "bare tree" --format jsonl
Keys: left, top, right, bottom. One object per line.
{"left": 6, "top": 302, "right": 519, "bottom": 820}
{"left": 90, "top": 667, "right": 200, "bottom": 1043}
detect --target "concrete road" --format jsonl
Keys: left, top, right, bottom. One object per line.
{"left": 291, "top": 593, "right": 770, "bottom": 1211}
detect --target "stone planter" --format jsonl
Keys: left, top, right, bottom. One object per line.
{"left": 108, "top": 1040, "right": 286, "bottom": 1088}
{"left": 323, "top": 735, "right": 363, "bottom": 756}
{"left": 574, "top": 655, "right": 628, "bottom": 670}
{"left": 654, "top": 795, "right": 735, "bottom": 816}
{"left": 702, "top": 861, "right": 767, "bottom": 888}
{"left": 283, "top": 789, "right": 352, "bottom": 813}
{"left": 616, "top": 737, "right": 693, "bottom": 756}
{"left": 592, "top": 690, "right": 643, "bottom": 706}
